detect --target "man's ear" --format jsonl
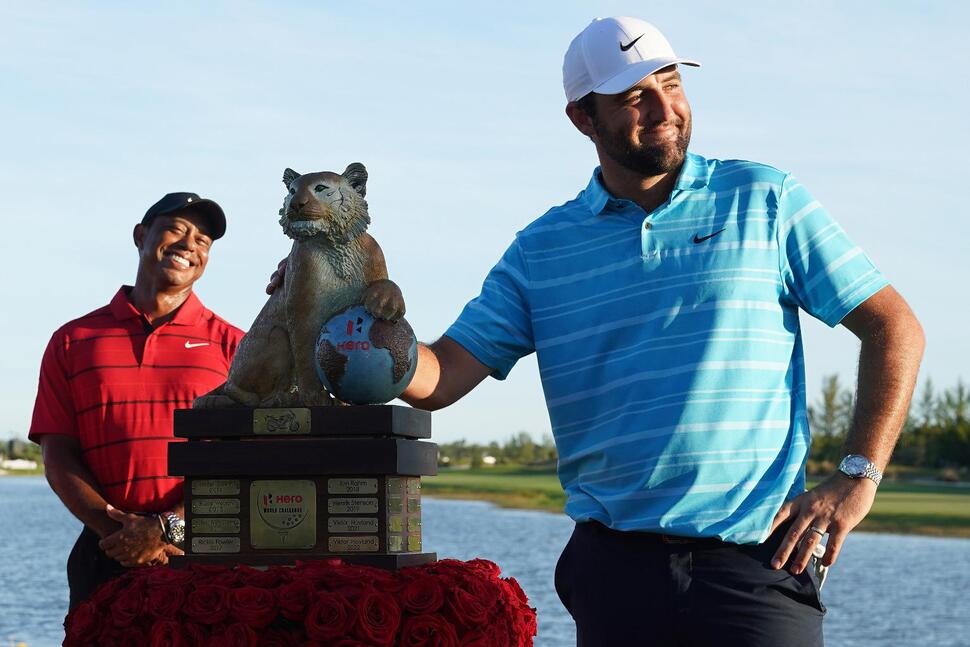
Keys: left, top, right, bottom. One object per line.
{"left": 133, "top": 223, "right": 146, "bottom": 250}
{"left": 565, "top": 101, "right": 597, "bottom": 140}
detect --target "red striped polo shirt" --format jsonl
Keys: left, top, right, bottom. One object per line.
{"left": 29, "top": 287, "right": 244, "bottom": 513}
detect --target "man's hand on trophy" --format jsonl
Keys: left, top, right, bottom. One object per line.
{"left": 364, "top": 279, "right": 406, "bottom": 321}
{"left": 265, "top": 258, "right": 288, "bottom": 295}
{"left": 99, "top": 504, "right": 170, "bottom": 567}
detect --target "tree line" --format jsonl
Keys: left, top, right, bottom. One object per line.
{"left": 439, "top": 376, "right": 970, "bottom": 479}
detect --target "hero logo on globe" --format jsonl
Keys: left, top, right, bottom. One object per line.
{"left": 256, "top": 488, "right": 309, "bottom": 530}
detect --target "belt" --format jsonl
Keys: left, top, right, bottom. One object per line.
{"left": 585, "top": 520, "right": 728, "bottom": 547}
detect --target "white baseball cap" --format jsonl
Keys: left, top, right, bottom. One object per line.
{"left": 563, "top": 17, "right": 700, "bottom": 102}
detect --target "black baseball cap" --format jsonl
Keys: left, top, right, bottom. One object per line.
{"left": 141, "top": 192, "right": 227, "bottom": 240}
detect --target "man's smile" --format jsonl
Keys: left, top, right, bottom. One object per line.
{"left": 163, "top": 251, "right": 192, "bottom": 268}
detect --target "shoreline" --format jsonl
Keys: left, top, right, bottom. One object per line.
{"left": 423, "top": 481, "right": 970, "bottom": 539}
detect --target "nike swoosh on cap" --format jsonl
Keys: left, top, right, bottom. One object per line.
{"left": 184, "top": 341, "right": 210, "bottom": 349}
{"left": 620, "top": 34, "right": 643, "bottom": 52}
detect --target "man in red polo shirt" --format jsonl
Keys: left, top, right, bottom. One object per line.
{"left": 29, "top": 192, "right": 244, "bottom": 609}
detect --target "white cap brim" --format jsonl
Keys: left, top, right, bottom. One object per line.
{"left": 593, "top": 57, "right": 701, "bottom": 96}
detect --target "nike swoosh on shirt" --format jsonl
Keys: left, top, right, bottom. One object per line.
{"left": 620, "top": 34, "right": 643, "bottom": 52}
{"left": 184, "top": 341, "right": 210, "bottom": 349}
{"left": 692, "top": 229, "right": 726, "bottom": 244}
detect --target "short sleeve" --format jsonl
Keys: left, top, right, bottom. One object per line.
{"left": 777, "top": 176, "right": 889, "bottom": 327}
{"left": 28, "top": 331, "right": 78, "bottom": 442}
{"left": 444, "top": 239, "right": 535, "bottom": 380}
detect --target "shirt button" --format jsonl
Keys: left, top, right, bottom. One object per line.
{"left": 643, "top": 222, "right": 653, "bottom": 230}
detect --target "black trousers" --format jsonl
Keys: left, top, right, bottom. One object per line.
{"left": 555, "top": 521, "right": 825, "bottom": 647}
{"left": 67, "top": 526, "right": 127, "bottom": 610}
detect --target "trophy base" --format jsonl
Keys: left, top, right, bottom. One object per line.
{"left": 170, "top": 552, "right": 437, "bottom": 570}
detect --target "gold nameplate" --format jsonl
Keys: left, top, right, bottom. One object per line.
{"left": 253, "top": 408, "right": 310, "bottom": 435}
{"left": 192, "top": 518, "right": 241, "bottom": 534}
{"left": 191, "top": 479, "right": 240, "bottom": 496}
{"left": 407, "top": 535, "right": 422, "bottom": 552}
{"left": 192, "top": 498, "right": 240, "bottom": 515}
{"left": 192, "top": 536, "right": 241, "bottom": 553}
{"left": 407, "top": 498, "right": 421, "bottom": 513}
{"left": 328, "top": 478, "right": 378, "bottom": 495}
{"left": 328, "top": 498, "right": 378, "bottom": 514}
{"left": 387, "top": 477, "right": 404, "bottom": 494}
{"left": 387, "top": 497, "right": 403, "bottom": 514}
{"left": 408, "top": 517, "right": 422, "bottom": 532}
{"left": 328, "top": 517, "right": 379, "bottom": 533}
{"left": 329, "top": 536, "right": 379, "bottom": 552}
{"left": 250, "top": 480, "right": 316, "bottom": 549}
{"left": 388, "top": 536, "right": 403, "bottom": 553}
{"left": 407, "top": 478, "right": 421, "bottom": 495}
{"left": 388, "top": 515, "right": 403, "bottom": 533}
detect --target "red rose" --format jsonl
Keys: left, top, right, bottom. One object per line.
{"left": 444, "top": 586, "right": 489, "bottom": 629}
{"left": 182, "top": 584, "right": 229, "bottom": 624}
{"left": 96, "top": 623, "right": 146, "bottom": 647}
{"left": 216, "top": 623, "right": 259, "bottom": 647}
{"left": 229, "top": 585, "right": 277, "bottom": 628}
{"left": 88, "top": 573, "right": 132, "bottom": 606}
{"left": 236, "top": 564, "right": 285, "bottom": 588}
{"left": 147, "top": 584, "right": 186, "bottom": 620}
{"left": 148, "top": 619, "right": 188, "bottom": 647}
{"left": 109, "top": 579, "right": 146, "bottom": 628}
{"left": 502, "top": 576, "right": 530, "bottom": 606}
{"left": 190, "top": 563, "right": 232, "bottom": 581}
{"left": 464, "top": 559, "right": 502, "bottom": 579}
{"left": 64, "top": 600, "right": 103, "bottom": 646}
{"left": 147, "top": 564, "right": 195, "bottom": 587}
{"left": 354, "top": 588, "right": 402, "bottom": 646}
{"left": 278, "top": 578, "right": 316, "bottom": 620}
{"left": 331, "top": 640, "right": 370, "bottom": 647}
{"left": 183, "top": 622, "right": 207, "bottom": 647}
{"left": 259, "top": 626, "right": 304, "bottom": 646}
{"left": 401, "top": 576, "right": 445, "bottom": 615}
{"left": 399, "top": 614, "right": 460, "bottom": 647}
{"left": 305, "top": 591, "right": 356, "bottom": 642}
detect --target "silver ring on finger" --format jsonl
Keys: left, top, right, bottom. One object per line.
{"left": 808, "top": 525, "right": 826, "bottom": 538}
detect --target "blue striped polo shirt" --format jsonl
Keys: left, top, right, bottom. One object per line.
{"left": 445, "top": 152, "right": 888, "bottom": 543}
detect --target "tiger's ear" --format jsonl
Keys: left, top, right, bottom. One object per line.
{"left": 283, "top": 168, "right": 301, "bottom": 188}
{"left": 342, "top": 162, "right": 368, "bottom": 197}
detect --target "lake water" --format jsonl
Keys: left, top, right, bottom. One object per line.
{"left": 2, "top": 476, "right": 968, "bottom": 646}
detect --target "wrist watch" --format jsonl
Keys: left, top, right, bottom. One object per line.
{"left": 160, "top": 511, "right": 185, "bottom": 548}
{"left": 838, "top": 454, "right": 883, "bottom": 486}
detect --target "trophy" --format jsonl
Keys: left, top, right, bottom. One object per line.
{"left": 169, "top": 163, "right": 436, "bottom": 569}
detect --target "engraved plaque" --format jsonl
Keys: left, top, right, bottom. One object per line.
{"left": 388, "top": 515, "right": 403, "bottom": 533}
{"left": 407, "top": 478, "right": 421, "bottom": 495}
{"left": 192, "top": 479, "right": 240, "bottom": 496}
{"left": 387, "top": 497, "right": 403, "bottom": 514}
{"left": 387, "top": 477, "right": 403, "bottom": 493}
{"left": 192, "top": 498, "right": 240, "bottom": 515}
{"left": 408, "top": 535, "right": 422, "bottom": 552}
{"left": 388, "top": 535, "right": 403, "bottom": 552}
{"left": 192, "top": 536, "right": 241, "bottom": 553}
{"left": 253, "top": 408, "right": 310, "bottom": 435}
{"left": 328, "top": 497, "right": 379, "bottom": 514}
{"left": 329, "top": 536, "right": 379, "bottom": 552}
{"left": 328, "top": 517, "right": 379, "bottom": 533}
{"left": 328, "top": 478, "right": 378, "bottom": 495}
{"left": 407, "top": 498, "right": 421, "bottom": 513}
{"left": 408, "top": 517, "right": 422, "bottom": 532}
{"left": 192, "top": 518, "right": 241, "bottom": 534}
{"left": 250, "top": 480, "right": 316, "bottom": 549}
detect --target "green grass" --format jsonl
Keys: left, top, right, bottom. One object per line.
{"left": 425, "top": 466, "right": 970, "bottom": 537}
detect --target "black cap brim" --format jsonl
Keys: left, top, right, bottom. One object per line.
{"left": 142, "top": 193, "right": 226, "bottom": 240}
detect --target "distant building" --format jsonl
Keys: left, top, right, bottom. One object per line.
{"left": 1, "top": 458, "right": 38, "bottom": 470}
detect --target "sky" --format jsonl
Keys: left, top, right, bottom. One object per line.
{"left": 1, "top": 1, "right": 966, "bottom": 445}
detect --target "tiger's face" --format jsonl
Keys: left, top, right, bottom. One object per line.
{"left": 279, "top": 164, "right": 370, "bottom": 243}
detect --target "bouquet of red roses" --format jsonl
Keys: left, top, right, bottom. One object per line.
{"left": 64, "top": 558, "right": 537, "bottom": 646}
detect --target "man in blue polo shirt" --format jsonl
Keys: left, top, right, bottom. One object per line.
{"left": 400, "top": 16, "right": 924, "bottom": 646}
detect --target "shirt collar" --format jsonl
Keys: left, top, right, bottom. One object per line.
{"left": 109, "top": 286, "right": 206, "bottom": 326}
{"left": 582, "top": 151, "right": 711, "bottom": 215}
